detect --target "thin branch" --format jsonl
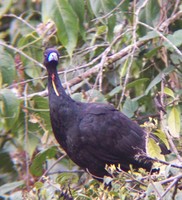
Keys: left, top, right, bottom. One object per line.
{"left": 20, "top": 40, "right": 146, "bottom": 99}
{"left": 163, "top": 127, "right": 182, "bottom": 163}
{"left": 160, "top": 176, "right": 181, "bottom": 199}
{"left": 14, "top": 9, "right": 181, "bottom": 100}
{"left": 0, "top": 41, "right": 45, "bottom": 69}
{"left": 160, "top": 10, "right": 182, "bottom": 31}
{"left": 23, "top": 84, "right": 30, "bottom": 190}
{"left": 149, "top": 177, "right": 162, "bottom": 199}
{"left": 160, "top": 173, "right": 182, "bottom": 185}
{"left": 3, "top": 13, "right": 37, "bottom": 32}
{"left": 119, "top": 0, "right": 150, "bottom": 105}
{"left": 91, "top": 0, "right": 126, "bottom": 22}
{"left": 150, "top": 157, "right": 182, "bottom": 169}
{"left": 38, "top": 154, "right": 66, "bottom": 182}
{"left": 108, "top": 40, "right": 146, "bottom": 63}
{"left": 138, "top": 20, "right": 182, "bottom": 57}
{"left": 171, "top": 1, "right": 181, "bottom": 20}
{"left": 48, "top": 170, "right": 84, "bottom": 175}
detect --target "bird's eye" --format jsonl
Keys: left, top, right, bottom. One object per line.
{"left": 48, "top": 52, "right": 58, "bottom": 62}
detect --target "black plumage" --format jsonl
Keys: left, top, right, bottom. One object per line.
{"left": 44, "top": 48, "right": 169, "bottom": 181}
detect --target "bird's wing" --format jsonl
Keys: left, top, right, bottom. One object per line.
{"left": 78, "top": 103, "right": 146, "bottom": 164}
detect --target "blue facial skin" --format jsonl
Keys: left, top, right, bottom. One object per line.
{"left": 48, "top": 52, "right": 58, "bottom": 62}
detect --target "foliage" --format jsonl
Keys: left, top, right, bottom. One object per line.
{"left": 0, "top": 0, "right": 182, "bottom": 199}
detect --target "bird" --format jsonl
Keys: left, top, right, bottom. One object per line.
{"left": 43, "top": 48, "right": 170, "bottom": 181}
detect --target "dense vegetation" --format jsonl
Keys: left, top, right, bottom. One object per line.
{"left": 0, "top": 0, "right": 182, "bottom": 199}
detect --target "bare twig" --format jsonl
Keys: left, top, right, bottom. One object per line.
{"left": 138, "top": 20, "right": 182, "bottom": 57}
{"left": 163, "top": 128, "right": 182, "bottom": 163}
{"left": 149, "top": 177, "right": 162, "bottom": 199}
{"left": 47, "top": 169, "right": 84, "bottom": 175}
{"left": 171, "top": 1, "right": 181, "bottom": 19}
{"left": 160, "top": 10, "right": 182, "bottom": 31}
{"left": 119, "top": 0, "right": 150, "bottom": 105}
{"left": 3, "top": 13, "right": 37, "bottom": 32}
{"left": 38, "top": 154, "right": 66, "bottom": 182}
{"left": 21, "top": 40, "right": 146, "bottom": 99}
{"left": 23, "top": 84, "right": 30, "bottom": 189}
{"left": 160, "top": 174, "right": 182, "bottom": 185}
{"left": 91, "top": 0, "right": 126, "bottom": 22}
{"left": 0, "top": 41, "right": 45, "bottom": 69}
{"left": 160, "top": 175, "right": 182, "bottom": 199}
{"left": 150, "top": 157, "right": 182, "bottom": 169}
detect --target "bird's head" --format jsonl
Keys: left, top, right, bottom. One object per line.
{"left": 44, "top": 48, "right": 60, "bottom": 67}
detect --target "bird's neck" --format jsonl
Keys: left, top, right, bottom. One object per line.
{"left": 47, "top": 67, "right": 74, "bottom": 108}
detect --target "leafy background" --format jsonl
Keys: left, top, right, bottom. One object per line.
{"left": 0, "top": 0, "right": 182, "bottom": 199}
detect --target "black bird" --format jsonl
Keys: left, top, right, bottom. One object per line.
{"left": 44, "top": 48, "right": 169, "bottom": 181}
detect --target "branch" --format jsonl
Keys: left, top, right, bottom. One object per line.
{"left": 138, "top": 20, "right": 182, "bottom": 57}
{"left": 151, "top": 157, "right": 182, "bottom": 169}
{"left": 160, "top": 173, "right": 182, "bottom": 185}
{"left": 38, "top": 154, "right": 66, "bottom": 182}
{"left": 23, "top": 84, "right": 30, "bottom": 190}
{"left": 0, "top": 41, "right": 45, "bottom": 69}
{"left": 47, "top": 170, "right": 84, "bottom": 175}
{"left": 17, "top": 9, "right": 181, "bottom": 99}
{"left": 160, "top": 10, "right": 182, "bottom": 31}
{"left": 160, "top": 174, "right": 182, "bottom": 199}
{"left": 3, "top": 13, "right": 37, "bottom": 32}
{"left": 23, "top": 40, "right": 146, "bottom": 99}
{"left": 118, "top": 0, "right": 150, "bottom": 105}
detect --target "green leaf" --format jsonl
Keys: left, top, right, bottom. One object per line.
{"left": 107, "top": 14, "right": 116, "bottom": 41}
{"left": 0, "top": 151, "right": 17, "bottom": 174}
{"left": 30, "top": 146, "right": 57, "bottom": 176}
{"left": 147, "top": 138, "right": 165, "bottom": 160}
{"left": 140, "top": 0, "right": 160, "bottom": 26}
{"left": 120, "top": 59, "right": 128, "bottom": 78}
{"left": 0, "top": 0, "right": 12, "bottom": 18}
{"left": 170, "top": 53, "right": 182, "bottom": 65}
{"left": 164, "top": 29, "right": 182, "bottom": 49}
{"left": 167, "top": 106, "right": 181, "bottom": 138}
{"left": 107, "top": 85, "right": 122, "bottom": 97}
{"left": 154, "top": 129, "right": 170, "bottom": 150}
{"left": 144, "top": 46, "right": 161, "bottom": 59}
{"left": 126, "top": 78, "right": 149, "bottom": 89}
{"left": 71, "top": 92, "right": 83, "bottom": 102}
{"left": 0, "top": 50, "right": 15, "bottom": 85}
{"left": 26, "top": 135, "right": 40, "bottom": 159}
{"left": 0, "top": 89, "right": 20, "bottom": 131}
{"left": 86, "top": 89, "right": 107, "bottom": 103}
{"left": 42, "top": 0, "right": 79, "bottom": 56}
{"left": 25, "top": 65, "right": 41, "bottom": 79}
{"left": 31, "top": 95, "right": 51, "bottom": 131}
{"left": 133, "top": 66, "right": 175, "bottom": 101}
{"left": 138, "top": 0, "right": 160, "bottom": 35}
{"left": 145, "top": 66, "right": 174, "bottom": 95}
{"left": 69, "top": 0, "right": 85, "bottom": 38}
{"left": 139, "top": 31, "right": 159, "bottom": 41}
{"left": 56, "top": 173, "right": 79, "bottom": 185}
{"left": 89, "top": 0, "right": 102, "bottom": 17}
{"left": 0, "top": 181, "right": 24, "bottom": 196}
{"left": 89, "top": 0, "right": 116, "bottom": 17}
{"left": 122, "top": 98, "right": 138, "bottom": 118}
{"left": 164, "top": 87, "right": 175, "bottom": 98}
{"left": 34, "top": 181, "right": 44, "bottom": 190}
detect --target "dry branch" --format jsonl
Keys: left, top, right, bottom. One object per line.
{"left": 25, "top": 40, "right": 146, "bottom": 99}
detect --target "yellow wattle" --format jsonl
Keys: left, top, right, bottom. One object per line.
{"left": 52, "top": 80, "right": 59, "bottom": 96}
